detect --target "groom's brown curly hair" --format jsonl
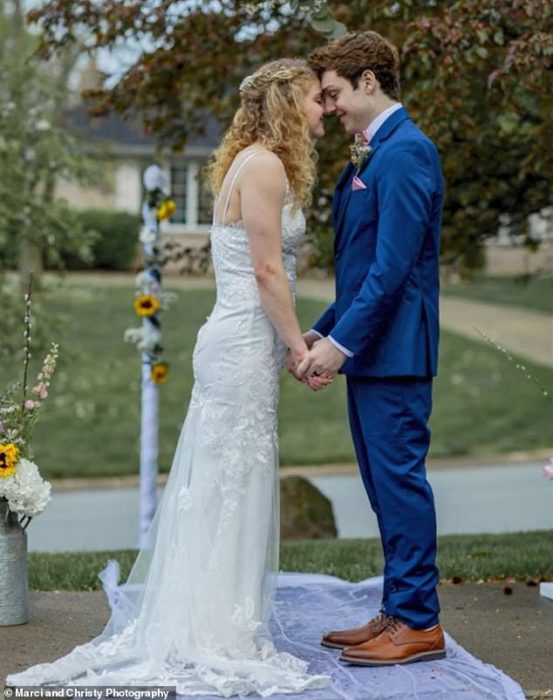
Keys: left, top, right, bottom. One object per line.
{"left": 308, "top": 31, "right": 401, "bottom": 101}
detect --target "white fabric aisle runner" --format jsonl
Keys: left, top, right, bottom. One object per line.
{"left": 102, "top": 569, "right": 525, "bottom": 700}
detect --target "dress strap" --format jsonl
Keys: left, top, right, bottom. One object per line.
{"left": 216, "top": 149, "right": 265, "bottom": 225}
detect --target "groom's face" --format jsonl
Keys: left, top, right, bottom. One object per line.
{"left": 321, "top": 70, "right": 372, "bottom": 135}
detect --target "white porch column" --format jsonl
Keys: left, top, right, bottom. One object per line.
{"left": 115, "top": 162, "right": 142, "bottom": 213}
{"left": 186, "top": 161, "right": 199, "bottom": 227}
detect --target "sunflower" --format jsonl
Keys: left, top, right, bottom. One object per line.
{"left": 157, "top": 199, "right": 176, "bottom": 222}
{"left": 150, "top": 362, "right": 169, "bottom": 384}
{"left": 134, "top": 294, "right": 160, "bottom": 317}
{"left": 0, "top": 443, "right": 19, "bottom": 478}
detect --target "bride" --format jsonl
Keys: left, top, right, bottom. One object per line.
{"left": 6, "top": 59, "right": 332, "bottom": 696}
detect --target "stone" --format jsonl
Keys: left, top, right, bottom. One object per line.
{"left": 280, "top": 476, "right": 337, "bottom": 540}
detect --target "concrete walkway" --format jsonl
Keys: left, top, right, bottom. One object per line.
{"left": 2, "top": 583, "right": 552, "bottom": 697}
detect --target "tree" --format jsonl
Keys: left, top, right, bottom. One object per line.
{"left": 403, "top": 0, "right": 552, "bottom": 269}
{"left": 0, "top": 0, "right": 94, "bottom": 289}
{"left": 27, "top": 0, "right": 552, "bottom": 272}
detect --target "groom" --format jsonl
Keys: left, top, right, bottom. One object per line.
{"left": 298, "top": 31, "right": 446, "bottom": 666}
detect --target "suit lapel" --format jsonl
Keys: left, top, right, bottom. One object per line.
{"left": 334, "top": 148, "right": 377, "bottom": 239}
{"left": 333, "top": 107, "right": 411, "bottom": 245}
{"left": 332, "top": 162, "right": 354, "bottom": 228}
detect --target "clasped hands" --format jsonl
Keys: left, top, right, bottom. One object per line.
{"left": 285, "top": 333, "right": 347, "bottom": 392}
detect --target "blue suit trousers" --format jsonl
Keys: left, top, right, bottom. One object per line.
{"left": 346, "top": 376, "right": 440, "bottom": 629}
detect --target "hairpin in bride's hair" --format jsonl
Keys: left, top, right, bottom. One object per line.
{"left": 239, "top": 74, "right": 255, "bottom": 95}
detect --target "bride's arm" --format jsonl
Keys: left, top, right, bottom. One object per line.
{"left": 239, "top": 153, "right": 307, "bottom": 366}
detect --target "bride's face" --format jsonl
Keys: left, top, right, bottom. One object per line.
{"left": 303, "top": 78, "right": 325, "bottom": 139}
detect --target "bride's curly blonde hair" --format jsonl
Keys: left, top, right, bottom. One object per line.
{"left": 205, "top": 58, "right": 319, "bottom": 211}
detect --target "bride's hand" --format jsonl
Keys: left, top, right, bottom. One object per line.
{"left": 305, "top": 373, "right": 335, "bottom": 392}
{"left": 286, "top": 344, "right": 309, "bottom": 382}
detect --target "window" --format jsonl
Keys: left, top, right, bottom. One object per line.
{"left": 169, "top": 160, "right": 212, "bottom": 228}
{"left": 170, "top": 162, "right": 188, "bottom": 224}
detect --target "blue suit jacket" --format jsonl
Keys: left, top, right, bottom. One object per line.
{"left": 313, "top": 107, "right": 444, "bottom": 378}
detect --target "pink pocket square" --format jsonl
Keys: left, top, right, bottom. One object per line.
{"left": 352, "top": 176, "right": 367, "bottom": 191}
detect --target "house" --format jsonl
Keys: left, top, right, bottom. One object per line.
{"left": 56, "top": 107, "right": 222, "bottom": 251}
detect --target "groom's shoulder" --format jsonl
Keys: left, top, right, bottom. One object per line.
{"left": 398, "top": 117, "right": 436, "bottom": 147}
{"left": 384, "top": 124, "right": 437, "bottom": 163}
{"left": 385, "top": 119, "right": 439, "bottom": 165}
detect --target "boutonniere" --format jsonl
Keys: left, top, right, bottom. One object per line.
{"left": 349, "top": 131, "right": 372, "bottom": 174}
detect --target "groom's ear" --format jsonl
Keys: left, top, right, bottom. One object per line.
{"left": 360, "top": 69, "right": 377, "bottom": 95}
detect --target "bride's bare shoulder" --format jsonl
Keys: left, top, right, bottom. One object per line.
{"left": 239, "top": 149, "right": 286, "bottom": 184}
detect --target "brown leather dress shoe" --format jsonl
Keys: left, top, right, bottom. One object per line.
{"left": 340, "top": 619, "right": 446, "bottom": 666}
{"left": 321, "top": 613, "right": 390, "bottom": 650}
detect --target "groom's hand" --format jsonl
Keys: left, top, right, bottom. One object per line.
{"left": 297, "top": 338, "right": 347, "bottom": 377}
{"left": 286, "top": 348, "right": 334, "bottom": 391}
{"left": 302, "top": 330, "right": 321, "bottom": 349}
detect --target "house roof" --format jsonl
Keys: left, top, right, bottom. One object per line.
{"left": 64, "top": 108, "right": 221, "bottom": 156}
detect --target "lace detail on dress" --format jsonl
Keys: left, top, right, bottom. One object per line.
{"left": 5, "top": 161, "right": 329, "bottom": 696}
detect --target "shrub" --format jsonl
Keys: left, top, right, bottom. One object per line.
{"left": 58, "top": 209, "right": 141, "bottom": 271}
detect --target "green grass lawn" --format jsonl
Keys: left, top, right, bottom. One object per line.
{"left": 1, "top": 282, "right": 551, "bottom": 479}
{"left": 28, "top": 531, "right": 553, "bottom": 591}
{"left": 442, "top": 274, "right": 553, "bottom": 314}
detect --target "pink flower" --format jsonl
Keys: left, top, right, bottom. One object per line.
{"left": 420, "top": 18, "right": 431, "bottom": 29}
{"left": 24, "top": 399, "right": 37, "bottom": 410}
{"left": 33, "top": 383, "right": 48, "bottom": 399}
{"left": 543, "top": 458, "right": 553, "bottom": 480}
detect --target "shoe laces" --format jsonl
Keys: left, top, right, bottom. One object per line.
{"left": 383, "top": 615, "right": 402, "bottom": 633}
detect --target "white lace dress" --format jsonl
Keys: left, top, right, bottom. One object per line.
{"left": 6, "top": 152, "right": 330, "bottom": 696}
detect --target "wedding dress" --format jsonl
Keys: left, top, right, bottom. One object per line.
{"left": 6, "top": 150, "right": 330, "bottom": 696}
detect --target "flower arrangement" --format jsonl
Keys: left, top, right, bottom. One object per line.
{"left": 350, "top": 131, "right": 372, "bottom": 173}
{"left": 0, "top": 279, "right": 54, "bottom": 527}
{"left": 124, "top": 165, "right": 177, "bottom": 383}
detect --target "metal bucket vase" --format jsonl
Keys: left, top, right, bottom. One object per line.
{"left": 0, "top": 498, "right": 28, "bottom": 625}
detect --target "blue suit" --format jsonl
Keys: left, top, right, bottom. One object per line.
{"left": 314, "top": 107, "right": 443, "bottom": 628}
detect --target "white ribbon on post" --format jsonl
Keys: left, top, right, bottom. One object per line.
{"left": 137, "top": 164, "right": 168, "bottom": 547}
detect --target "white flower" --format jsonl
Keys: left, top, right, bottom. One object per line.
{"left": 36, "top": 119, "right": 51, "bottom": 132}
{"left": 24, "top": 148, "right": 37, "bottom": 164}
{"left": 124, "top": 326, "right": 161, "bottom": 353}
{"left": 124, "top": 327, "right": 145, "bottom": 346}
{"left": 142, "top": 326, "right": 162, "bottom": 352}
{"left": 0, "top": 458, "right": 51, "bottom": 517}
{"left": 139, "top": 225, "right": 157, "bottom": 245}
{"left": 160, "top": 291, "right": 178, "bottom": 310}
{"left": 0, "top": 405, "right": 18, "bottom": 415}
{"left": 142, "top": 165, "right": 168, "bottom": 193}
